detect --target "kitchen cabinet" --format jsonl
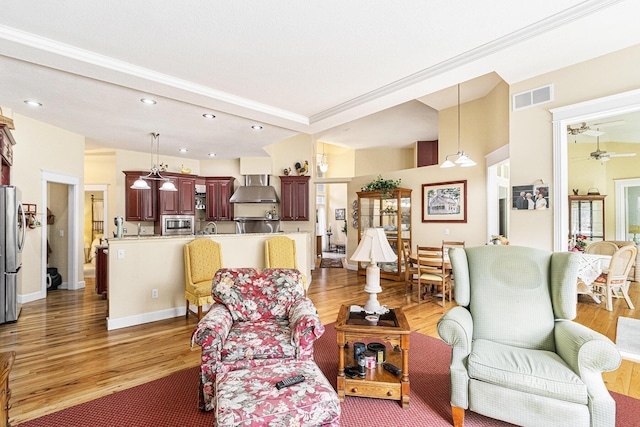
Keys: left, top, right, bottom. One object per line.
{"left": 1, "top": 124, "right": 16, "bottom": 185}
{"left": 280, "top": 175, "right": 309, "bottom": 221}
{"left": 158, "top": 174, "right": 196, "bottom": 216}
{"left": 205, "top": 177, "right": 235, "bottom": 221}
{"left": 357, "top": 188, "right": 412, "bottom": 281}
{"left": 124, "top": 171, "right": 158, "bottom": 221}
{"left": 569, "top": 194, "right": 605, "bottom": 242}
{"left": 95, "top": 246, "right": 108, "bottom": 301}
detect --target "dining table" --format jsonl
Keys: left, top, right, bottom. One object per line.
{"left": 575, "top": 252, "right": 611, "bottom": 304}
{"left": 409, "top": 252, "right": 452, "bottom": 271}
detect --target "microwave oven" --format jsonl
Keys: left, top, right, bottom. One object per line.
{"left": 160, "top": 215, "right": 194, "bottom": 236}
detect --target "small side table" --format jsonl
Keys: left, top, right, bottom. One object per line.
{"left": 334, "top": 305, "right": 411, "bottom": 408}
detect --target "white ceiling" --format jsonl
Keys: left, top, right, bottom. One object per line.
{"left": 1, "top": 1, "right": 639, "bottom": 159}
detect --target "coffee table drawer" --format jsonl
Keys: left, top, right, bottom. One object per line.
{"left": 344, "top": 378, "right": 401, "bottom": 400}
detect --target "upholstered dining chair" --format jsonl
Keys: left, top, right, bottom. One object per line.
{"left": 594, "top": 244, "right": 637, "bottom": 311}
{"left": 265, "top": 236, "right": 297, "bottom": 269}
{"left": 401, "top": 241, "right": 418, "bottom": 295}
{"left": 585, "top": 241, "right": 619, "bottom": 256}
{"left": 416, "top": 245, "right": 451, "bottom": 306}
{"left": 438, "top": 245, "right": 621, "bottom": 427}
{"left": 265, "top": 236, "right": 308, "bottom": 292}
{"left": 184, "top": 239, "right": 223, "bottom": 321}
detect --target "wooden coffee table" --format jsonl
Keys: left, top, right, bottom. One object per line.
{"left": 334, "top": 304, "right": 410, "bottom": 408}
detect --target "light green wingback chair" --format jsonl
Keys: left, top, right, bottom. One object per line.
{"left": 437, "top": 246, "right": 621, "bottom": 427}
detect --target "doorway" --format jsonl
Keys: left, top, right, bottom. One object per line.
{"left": 41, "top": 171, "right": 80, "bottom": 296}
{"left": 84, "top": 184, "right": 108, "bottom": 278}
{"left": 315, "top": 182, "right": 348, "bottom": 260}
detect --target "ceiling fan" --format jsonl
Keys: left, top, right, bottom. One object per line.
{"left": 567, "top": 119, "right": 626, "bottom": 138}
{"left": 586, "top": 134, "right": 636, "bottom": 162}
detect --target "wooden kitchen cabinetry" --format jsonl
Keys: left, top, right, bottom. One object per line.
{"left": 205, "top": 177, "right": 235, "bottom": 221}
{"left": 0, "top": 124, "right": 16, "bottom": 185}
{"left": 357, "top": 188, "right": 412, "bottom": 281}
{"left": 157, "top": 173, "right": 196, "bottom": 216}
{"left": 95, "top": 246, "right": 108, "bottom": 301}
{"left": 280, "top": 175, "right": 310, "bottom": 221}
{"left": 124, "top": 171, "right": 158, "bottom": 221}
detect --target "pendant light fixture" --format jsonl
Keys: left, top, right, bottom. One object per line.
{"left": 130, "top": 133, "right": 178, "bottom": 191}
{"left": 319, "top": 142, "right": 329, "bottom": 173}
{"left": 440, "top": 84, "right": 476, "bottom": 168}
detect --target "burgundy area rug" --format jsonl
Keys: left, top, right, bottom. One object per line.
{"left": 18, "top": 324, "right": 640, "bottom": 427}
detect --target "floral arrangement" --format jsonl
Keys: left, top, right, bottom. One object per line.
{"left": 361, "top": 175, "right": 401, "bottom": 194}
{"left": 573, "top": 235, "right": 588, "bottom": 251}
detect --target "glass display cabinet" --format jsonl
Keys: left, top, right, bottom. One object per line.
{"left": 357, "top": 188, "right": 412, "bottom": 281}
{"left": 568, "top": 195, "right": 605, "bottom": 243}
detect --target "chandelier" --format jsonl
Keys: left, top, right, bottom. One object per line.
{"left": 440, "top": 84, "right": 476, "bottom": 168}
{"left": 130, "top": 133, "right": 178, "bottom": 191}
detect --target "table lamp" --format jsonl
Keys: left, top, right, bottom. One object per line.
{"left": 629, "top": 225, "right": 640, "bottom": 244}
{"left": 350, "top": 228, "right": 398, "bottom": 314}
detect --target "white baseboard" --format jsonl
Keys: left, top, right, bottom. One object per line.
{"left": 107, "top": 306, "right": 187, "bottom": 330}
{"left": 18, "top": 291, "right": 45, "bottom": 304}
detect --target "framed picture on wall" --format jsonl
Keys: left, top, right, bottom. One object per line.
{"left": 335, "top": 208, "right": 345, "bottom": 220}
{"left": 512, "top": 184, "right": 550, "bottom": 210}
{"left": 422, "top": 180, "right": 467, "bottom": 223}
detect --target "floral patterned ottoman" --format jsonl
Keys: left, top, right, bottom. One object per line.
{"left": 215, "top": 359, "right": 340, "bottom": 427}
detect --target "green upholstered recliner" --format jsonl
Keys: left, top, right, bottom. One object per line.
{"left": 437, "top": 246, "right": 621, "bottom": 427}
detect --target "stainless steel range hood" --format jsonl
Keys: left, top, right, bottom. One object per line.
{"left": 229, "top": 174, "right": 279, "bottom": 203}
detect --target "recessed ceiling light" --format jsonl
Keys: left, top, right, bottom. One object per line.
{"left": 24, "top": 100, "right": 42, "bottom": 107}
{"left": 208, "top": 153, "right": 216, "bottom": 157}
{"left": 140, "top": 98, "right": 157, "bottom": 105}
{"left": 251, "top": 125, "right": 263, "bottom": 130}
{"left": 178, "top": 148, "right": 188, "bottom": 153}
{"left": 203, "top": 113, "right": 216, "bottom": 119}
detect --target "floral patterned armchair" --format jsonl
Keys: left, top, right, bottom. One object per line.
{"left": 191, "top": 268, "right": 325, "bottom": 411}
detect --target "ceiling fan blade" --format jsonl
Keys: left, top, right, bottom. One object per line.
{"left": 608, "top": 152, "right": 637, "bottom": 158}
{"left": 591, "top": 119, "right": 626, "bottom": 128}
{"left": 583, "top": 129, "right": 605, "bottom": 137}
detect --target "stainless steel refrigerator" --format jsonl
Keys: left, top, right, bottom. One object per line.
{"left": 0, "top": 185, "right": 26, "bottom": 324}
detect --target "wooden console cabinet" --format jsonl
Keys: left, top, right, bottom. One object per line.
{"left": 95, "top": 246, "right": 108, "bottom": 301}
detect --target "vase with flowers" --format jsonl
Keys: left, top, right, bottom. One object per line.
{"left": 572, "top": 235, "right": 588, "bottom": 252}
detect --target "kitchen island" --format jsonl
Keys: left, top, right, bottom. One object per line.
{"left": 106, "top": 232, "right": 312, "bottom": 330}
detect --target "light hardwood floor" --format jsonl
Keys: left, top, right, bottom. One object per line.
{"left": 1, "top": 262, "right": 640, "bottom": 424}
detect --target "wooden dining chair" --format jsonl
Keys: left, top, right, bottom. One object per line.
{"left": 401, "top": 241, "right": 418, "bottom": 295}
{"left": 593, "top": 244, "right": 637, "bottom": 311}
{"left": 416, "top": 246, "right": 451, "bottom": 306}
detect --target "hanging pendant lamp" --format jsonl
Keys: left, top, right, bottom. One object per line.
{"left": 130, "top": 133, "right": 177, "bottom": 191}
{"left": 441, "top": 84, "right": 476, "bottom": 168}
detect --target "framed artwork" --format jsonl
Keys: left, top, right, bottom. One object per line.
{"left": 422, "top": 180, "right": 467, "bottom": 223}
{"left": 335, "top": 208, "right": 345, "bottom": 220}
{"left": 512, "top": 184, "right": 550, "bottom": 210}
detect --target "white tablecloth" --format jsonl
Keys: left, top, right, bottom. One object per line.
{"left": 577, "top": 253, "right": 611, "bottom": 286}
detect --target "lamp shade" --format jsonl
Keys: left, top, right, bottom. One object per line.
{"left": 350, "top": 228, "right": 397, "bottom": 264}
{"left": 629, "top": 225, "right": 640, "bottom": 234}
{"left": 130, "top": 178, "right": 151, "bottom": 190}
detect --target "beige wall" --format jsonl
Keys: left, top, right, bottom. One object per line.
{"left": 107, "top": 232, "right": 312, "bottom": 329}
{"left": 11, "top": 113, "right": 85, "bottom": 298}
{"left": 354, "top": 147, "right": 414, "bottom": 176}
{"left": 511, "top": 43, "right": 640, "bottom": 249}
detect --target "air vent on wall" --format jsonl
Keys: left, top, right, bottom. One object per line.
{"left": 512, "top": 84, "right": 553, "bottom": 111}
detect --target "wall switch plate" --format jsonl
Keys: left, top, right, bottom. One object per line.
{"left": 445, "top": 228, "right": 450, "bottom": 235}
{"left": 151, "top": 289, "right": 158, "bottom": 298}
{"left": 59, "top": 229, "right": 64, "bottom": 237}
{"left": 117, "top": 249, "right": 125, "bottom": 259}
